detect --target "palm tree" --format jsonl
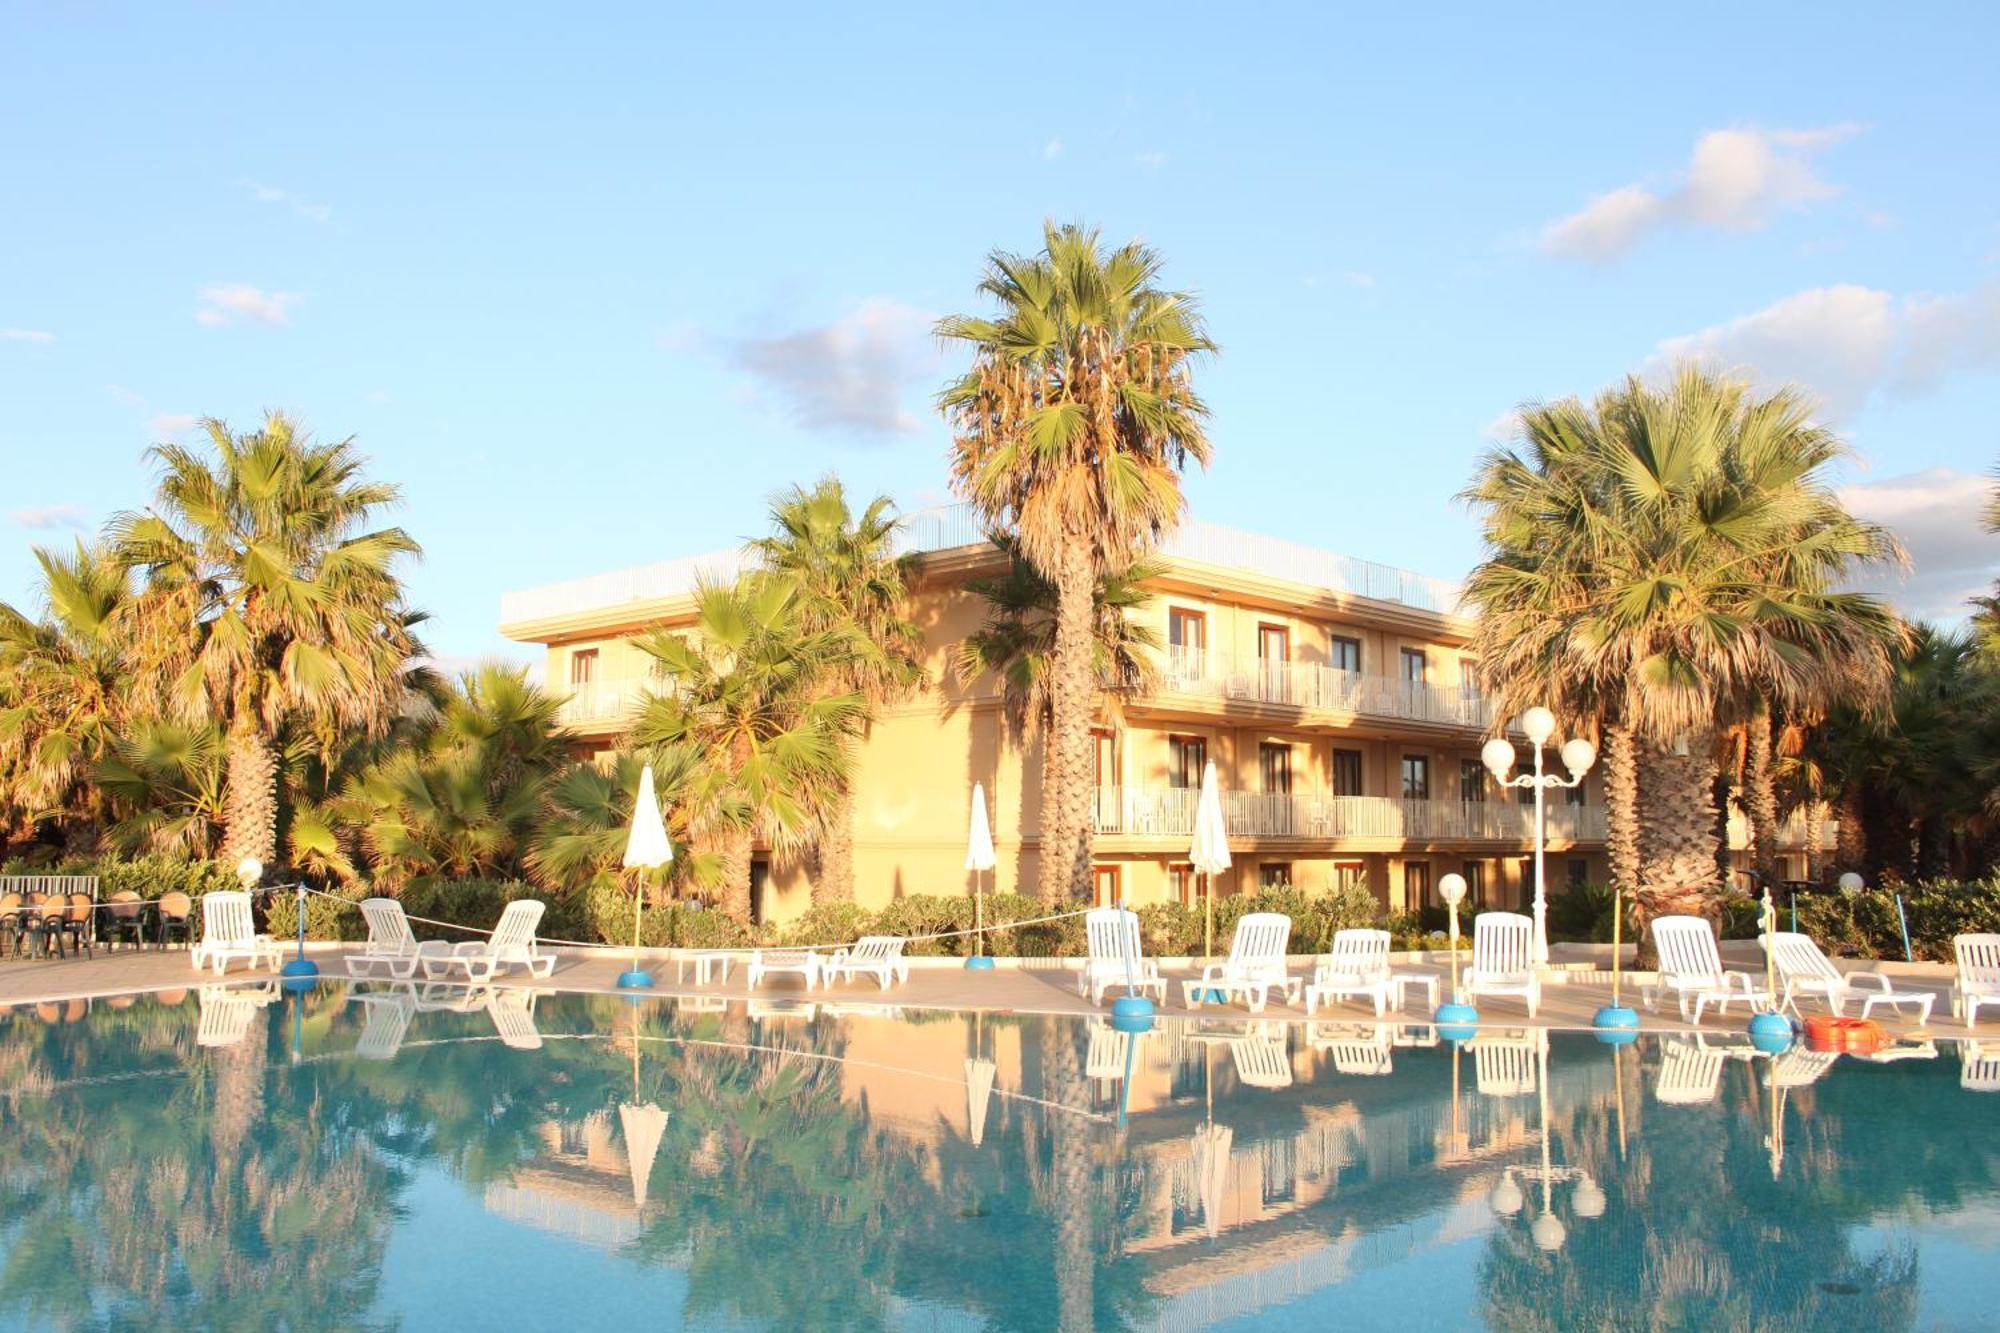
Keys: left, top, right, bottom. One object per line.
{"left": 109, "top": 413, "right": 422, "bottom": 866}
{"left": 748, "top": 476, "right": 925, "bottom": 903}
{"left": 1975, "top": 466, "right": 2000, "bottom": 658}
{"left": 1463, "top": 367, "right": 1903, "bottom": 946}
{"left": 526, "top": 745, "right": 728, "bottom": 898}
{"left": 937, "top": 222, "right": 1213, "bottom": 901}
{"left": 0, "top": 542, "right": 139, "bottom": 849}
{"left": 95, "top": 719, "right": 227, "bottom": 856}
{"left": 629, "top": 574, "right": 866, "bottom": 920}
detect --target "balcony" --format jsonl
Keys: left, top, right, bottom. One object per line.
{"left": 1726, "top": 809, "right": 1838, "bottom": 853}
{"left": 1091, "top": 787, "right": 1605, "bottom": 843}
{"left": 1154, "top": 649, "right": 1492, "bottom": 730}
{"left": 555, "top": 679, "right": 650, "bottom": 729}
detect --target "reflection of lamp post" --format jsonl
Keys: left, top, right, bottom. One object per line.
{"left": 1489, "top": 1033, "right": 1602, "bottom": 1252}
{"left": 1483, "top": 707, "right": 1596, "bottom": 967}
{"left": 1435, "top": 872, "right": 1478, "bottom": 1034}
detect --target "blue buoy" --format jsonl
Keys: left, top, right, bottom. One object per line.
{"left": 1593, "top": 1005, "right": 1639, "bottom": 1030}
{"left": 1435, "top": 999, "right": 1479, "bottom": 1044}
{"left": 1747, "top": 1009, "right": 1793, "bottom": 1052}
{"left": 280, "top": 974, "right": 319, "bottom": 994}
{"left": 1594, "top": 1026, "right": 1639, "bottom": 1047}
{"left": 616, "top": 969, "right": 655, "bottom": 990}
{"left": 965, "top": 955, "right": 996, "bottom": 971}
{"left": 1112, "top": 994, "right": 1155, "bottom": 1022}
{"left": 280, "top": 957, "right": 320, "bottom": 980}
{"left": 1111, "top": 1009, "right": 1154, "bottom": 1035}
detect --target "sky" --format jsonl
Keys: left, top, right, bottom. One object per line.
{"left": 3, "top": 4, "right": 1998, "bottom": 666}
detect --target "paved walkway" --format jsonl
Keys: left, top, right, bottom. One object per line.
{"left": 0, "top": 942, "right": 1964, "bottom": 1039}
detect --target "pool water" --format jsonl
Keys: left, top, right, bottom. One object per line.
{"left": 1, "top": 985, "right": 1995, "bottom": 1331}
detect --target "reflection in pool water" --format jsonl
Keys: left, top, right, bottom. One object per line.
{"left": 0, "top": 985, "right": 1995, "bottom": 1330}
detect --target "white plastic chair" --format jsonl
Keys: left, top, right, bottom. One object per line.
{"left": 1308, "top": 1022, "right": 1394, "bottom": 1076}
{"left": 823, "top": 936, "right": 909, "bottom": 990}
{"left": 419, "top": 900, "right": 555, "bottom": 983}
{"left": 1644, "top": 916, "right": 1768, "bottom": 1025}
{"left": 346, "top": 898, "right": 425, "bottom": 980}
{"left": 1464, "top": 913, "right": 1539, "bottom": 1017}
{"left": 1304, "top": 929, "right": 1392, "bottom": 1016}
{"left": 195, "top": 984, "right": 270, "bottom": 1048}
{"left": 190, "top": 891, "right": 282, "bottom": 976}
{"left": 1229, "top": 1030, "right": 1293, "bottom": 1089}
{"left": 1474, "top": 1031, "right": 1541, "bottom": 1097}
{"left": 1953, "top": 934, "right": 2000, "bottom": 1029}
{"left": 1078, "top": 908, "right": 1166, "bottom": 1006}
{"left": 1768, "top": 1048, "right": 1841, "bottom": 1089}
{"left": 746, "top": 948, "right": 821, "bottom": 990}
{"left": 1764, "top": 931, "right": 1933, "bottom": 1023}
{"left": 1655, "top": 1037, "right": 1725, "bottom": 1105}
{"left": 1960, "top": 1039, "right": 2000, "bottom": 1092}
{"left": 486, "top": 989, "right": 543, "bottom": 1051}
{"left": 351, "top": 987, "right": 417, "bottom": 1060}
{"left": 1182, "top": 913, "right": 1299, "bottom": 1013}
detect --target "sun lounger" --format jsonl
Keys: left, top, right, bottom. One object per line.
{"left": 1304, "top": 928, "right": 1392, "bottom": 1016}
{"left": 823, "top": 936, "right": 909, "bottom": 990}
{"left": 1078, "top": 908, "right": 1167, "bottom": 1006}
{"left": 1182, "top": 913, "right": 1299, "bottom": 1013}
{"left": 418, "top": 900, "right": 556, "bottom": 983}
{"left": 1464, "top": 912, "right": 1540, "bottom": 1017}
{"left": 1644, "top": 915, "right": 1771, "bottom": 1025}
{"left": 1763, "top": 930, "right": 1934, "bottom": 1024}
{"left": 190, "top": 891, "right": 282, "bottom": 976}
{"left": 346, "top": 898, "right": 426, "bottom": 980}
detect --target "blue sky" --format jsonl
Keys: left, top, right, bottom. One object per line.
{"left": 4, "top": 4, "right": 1997, "bottom": 664}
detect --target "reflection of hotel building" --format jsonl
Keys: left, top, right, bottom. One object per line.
{"left": 501, "top": 506, "right": 1613, "bottom": 922}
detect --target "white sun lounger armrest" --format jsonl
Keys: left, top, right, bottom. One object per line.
{"left": 1850, "top": 971, "right": 1899, "bottom": 992}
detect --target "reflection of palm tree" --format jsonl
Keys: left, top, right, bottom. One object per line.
{"left": 1043, "top": 1017, "right": 1095, "bottom": 1333}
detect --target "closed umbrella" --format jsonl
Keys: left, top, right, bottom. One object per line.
{"left": 1191, "top": 1122, "right": 1234, "bottom": 1239}
{"left": 619, "top": 1031, "right": 669, "bottom": 1211}
{"left": 966, "top": 782, "right": 998, "bottom": 968}
{"left": 619, "top": 763, "right": 674, "bottom": 989}
{"left": 1188, "top": 761, "right": 1232, "bottom": 963}
{"left": 964, "top": 1057, "right": 996, "bottom": 1146}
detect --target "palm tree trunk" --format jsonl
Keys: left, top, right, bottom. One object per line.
{"left": 813, "top": 789, "right": 856, "bottom": 903}
{"left": 1744, "top": 709, "right": 1780, "bottom": 887}
{"left": 222, "top": 721, "right": 279, "bottom": 867}
{"left": 1603, "top": 723, "right": 1640, "bottom": 893}
{"left": 1835, "top": 789, "right": 1865, "bottom": 877}
{"left": 718, "top": 827, "right": 753, "bottom": 922}
{"left": 1805, "top": 799, "right": 1829, "bottom": 885}
{"left": 1041, "top": 550, "right": 1097, "bottom": 904}
{"left": 1633, "top": 733, "right": 1721, "bottom": 966}
{"left": 1042, "top": 1018, "right": 1094, "bottom": 1333}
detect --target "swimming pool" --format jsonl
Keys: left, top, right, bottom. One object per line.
{"left": 1, "top": 984, "right": 1994, "bottom": 1330}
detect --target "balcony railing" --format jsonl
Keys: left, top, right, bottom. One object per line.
{"left": 1157, "top": 649, "right": 1492, "bottom": 729}
{"left": 1726, "top": 810, "right": 1838, "bottom": 853}
{"left": 555, "top": 679, "right": 651, "bottom": 728}
{"left": 1092, "top": 787, "right": 1606, "bottom": 842}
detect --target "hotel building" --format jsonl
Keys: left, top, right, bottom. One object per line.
{"left": 499, "top": 506, "right": 1619, "bottom": 923}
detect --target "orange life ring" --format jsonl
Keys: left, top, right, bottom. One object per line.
{"left": 1803, "top": 1015, "right": 1882, "bottom": 1053}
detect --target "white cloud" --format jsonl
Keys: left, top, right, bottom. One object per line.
{"left": 1134, "top": 150, "right": 1170, "bottom": 169}
{"left": 1838, "top": 467, "right": 2000, "bottom": 623}
{"left": 729, "top": 297, "right": 941, "bottom": 438}
{"left": 1542, "top": 124, "right": 1860, "bottom": 260}
{"left": 1652, "top": 280, "right": 2000, "bottom": 421}
{"left": 10, "top": 504, "right": 85, "bottom": 530}
{"left": 195, "top": 283, "right": 298, "bottom": 327}
{"left": 245, "top": 180, "right": 331, "bottom": 223}
{"left": 149, "top": 412, "right": 199, "bottom": 437}
{"left": 104, "top": 383, "right": 145, "bottom": 406}
{"left": 1480, "top": 410, "right": 1523, "bottom": 443}
{"left": 1042, "top": 137, "right": 1063, "bottom": 160}
{"left": 1, "top": 328, "right": 55, "bottom": 344}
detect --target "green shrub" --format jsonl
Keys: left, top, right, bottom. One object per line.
{"left": 1546, "top": 881, "right": 1617, "bottom": 943}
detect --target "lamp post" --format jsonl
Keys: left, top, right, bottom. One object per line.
{"left": 1489, "top": 1032, "right": 1604, "bottom": 1253}
{"left": 1483, "top": 706, "right": 1596, "bottom": 968}
{"left": 1435, "top": 872, "right": 1478, "bottom": 1035}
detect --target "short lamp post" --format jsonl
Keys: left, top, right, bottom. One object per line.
{"left": 1483, "top": 707, "right": 1596, "bottom": 968}
{"left": 1489, "top": 1032, "right": 1605, "bottom": 1253}
{"left": 1434, "top": 872, "right": 1479, "bottom": 1034}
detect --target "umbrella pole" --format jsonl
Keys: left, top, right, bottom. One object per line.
{"left": 976, "top": 872, "right": 984, "bottom": 959}
{"left": 1203, "top": 873, "right": 1213, "bottom": 964}
{"left": 632, "top": 868, "right": 645, "bottom": 970}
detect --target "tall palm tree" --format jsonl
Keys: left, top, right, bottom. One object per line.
{"left": 0, "top": 542, "right": 139, "bottom": 848}
{"left": 1463, "top": 367, "right": 1903, "bottom": 945}
{"left": 109, "top": 413, "right": 422, "bottom": 866}
{"left": 1975, "top": 466, "right": 2000, "bottom": 658}
{"left": 95, "top": 719, "right": 227, "bottom": 856}
{"left": 748, "top": 476, "right": 925, "bottom": 903}
{"left": 629, "top": 574, "right": 866, "bottom": 920}
{"left": 526, "top": 745, "right": 728, "bottom": 900}
{"left": 937, "top": 221, "right": 1213, "bottom": 901}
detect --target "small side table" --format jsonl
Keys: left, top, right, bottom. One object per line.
{"left": 1391, "top": 972, "right": 1440, "bottom": 1012}
{"left": 676, "top": 950, "right": 735, "bottom": 985}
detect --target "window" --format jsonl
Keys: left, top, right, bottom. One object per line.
{"left": 1459, "top": 759, "right": 1487, "bottom": 802}
{"left": 1168, "top": 607, "right": 1207, "bottom": 652}
{"left": 1260, "top": 743, "right": 1293, "bottom": 794}
{"left": 1400, "top": 647, "right": 1427, "bottom": 684}
{"left": 1567, "top": 859, "right": 1588, "bottom": 889}
{"left": 1330, "top": 634, "right": 1361, "bottom": 674}
{"left": 1168, "top": 735, "right": 1207, "bottom": 789}
{"left": 1461, "top": 861, "right": 1485, "bottom": 907}
{"left": 1260, "top": 862, "right": 1293, "bottom": 889}
{"left": 1459, "top": 657, "right": 1480, "bottom": 694}
{"left": 1332, "top": 749, "right": 1364, "bottom": 797}
{"left": 1092, "top": 864, "right": 1123, "bottom": 907}
{"left": 1093, "top": 729, "right": 1120, "bottom": 787}
{"left": 1401, "top": 754, "right": 1430, "bottom": 800}
{"left": 1169, "top": 864, "right": 1196, "bottom": 905}
{"left": 1405, "top": 861, "right": 1432, "bottom": 909}
{"left": 1332, "top": 860, "right": 1367, "bottom": 892}
{"left": 569, "top": 648, "right": 598, "bottom": 685}
{"left": 1258, "top": 624, "right": 1291, "bottom": 662}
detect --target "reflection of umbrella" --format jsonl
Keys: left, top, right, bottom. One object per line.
{"left": 1191, "top": 1122, "right": 1234, "bottom": 1239}
{"left": 620, "top": 764, "right": 674, "bottom": 986}
{"left": 1188, "top": 761, "right": 1232, "bottom": 962}
{"left": 966, "top": 782, "right": 997, "bottom": 959}
{"left": 965, "top": 1057, "right": 996, "bottom": 1146}
{"left": 619, "top": 1024, "right": 669, "bottom": 1211}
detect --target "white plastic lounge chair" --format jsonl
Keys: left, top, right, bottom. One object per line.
{"left": 1643, "top": 915, "right": 1770, "bottom": 1025}
{"left": 196, "top": 984, "right": 271, "bottom": 1048}
{"left": 351, "top": 987, "right": 417, "bottom": 1060}
{"left": 414, "top": 982, "right": 490, "bottom": 1013}
{"left": 1182, "top": 913, "right": 1299, "bottom": 1013}
{"left": 746, "top": 948, "right": 821, "bottom": 990}
{"left": 1308, "top": 1022, "right": 1394, "bottom": 1076}
{"left": 346, "top": 898, "right": 425, "bottom": 980}
{"left": 190, "top": 891, "right": 282, "bottom": 976}
{"left": 1655, "top": 1036, "right": 1726, "bottom": 1105}
{"left": 1087, "top": 1020, "right": 1141, "bottom": 1080}
{"left": 1953, "top": 934, "right": 2000, "bottom": 1029}
{"left": 823, "top": 936, "right": 909, "bottom": 990}
{"left": 486, "top": 989, "right": 542, "bottom": 1051}
{"left": 1229, "top": 1030, "right": 1293, "bottom": 1089}
{"left": 1960, "top": 1039, "right": 2000, "bottom": 1092}
{"left": 1852, "top": 1038, "right": 1938, "bottom": 1064}
{"left": 746, "top": 998, "right": 817, "bottom": 1022}
{"left": 1078, "top": 907, "right": 1167, "bottom": 1006}
{"left": 1768, "top": 1048, "right": 1841, "bottom": 1090}
{"left": 1304, "top": 929, "right": 1392, "bottom": 1016}
{"left": 419, "top": 900, "right": 556, "bottom": 983}
{"left": 1475, "top": 1031, "right": 1540, "bottom": 1097}
{"left": 1463, "top": 912, "right": 1540, "bottom": 1017}
{"left": 1763, "top": 930, "right": 1934, "bottom": 1024}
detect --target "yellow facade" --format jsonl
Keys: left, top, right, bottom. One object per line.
{"left": 499, "top": 509, "right": 1609, "bottom": 923}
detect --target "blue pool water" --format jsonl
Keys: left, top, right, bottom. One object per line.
{"left": 1, "top": 984, "right": 1995, "bottom": 1330}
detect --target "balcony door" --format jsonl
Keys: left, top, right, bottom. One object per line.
{"left": 1401, "top": 754, "right": 1430, "bottom": 801}
{"left": 1405, "top": 860, "right": 1432, "bottom": 911}
{"left": 1260, "top": 742, "right": 1293, "bottom": 836}
{"left": 1168, "top": 608, "right": 1207, "bottom": 684}
{"left": 1258, "top": 624, "right": 1291, "bottom": 703}
{"left": 1332, "top": 749, "right": 1364, "bottom": 797}
{"left": 1169, "top": 735, "right": 1207, "bottom": 789}
{"left": 1092, "top": 864, "right": 1122, "bottom": 908}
